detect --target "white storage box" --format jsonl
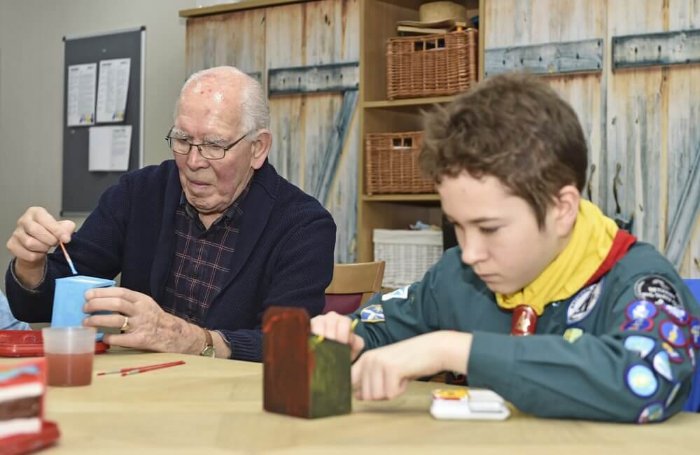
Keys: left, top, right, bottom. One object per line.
{"left": 373, "top": 229, "right": 443, "bottom": 288}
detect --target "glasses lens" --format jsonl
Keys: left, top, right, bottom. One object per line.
{"left": 199, "top": 145, "right": 226, "bottom": 160}
{"left": 171, "top": 138, "right": 190, "bottom": 154}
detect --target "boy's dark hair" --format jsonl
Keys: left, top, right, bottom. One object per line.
{"left": 419, "top": 72, "right": 588, "bottom": 228}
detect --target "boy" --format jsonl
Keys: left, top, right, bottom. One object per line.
{"left": 311, "top": 73, "right": 700, "bottom": 423}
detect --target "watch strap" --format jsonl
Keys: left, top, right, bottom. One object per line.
{"left": 199, "top": 328, "right": 215, "bottom": 357}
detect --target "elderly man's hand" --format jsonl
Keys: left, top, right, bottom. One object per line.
{"left": 82, "top": 287, "right": 203, "bottom": 354}
{"left": 6, "top": 206, "right": 76, "bottom": 288}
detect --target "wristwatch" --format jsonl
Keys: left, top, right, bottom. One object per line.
{"left": 199, "top": 328, "right": 216, "bottom": 358}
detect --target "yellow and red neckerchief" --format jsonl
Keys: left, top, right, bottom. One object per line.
{"left": 495, "top": 200, "right": 636, "bottom": 334}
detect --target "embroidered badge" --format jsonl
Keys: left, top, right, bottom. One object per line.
{"left": 625, "top": 300, "right": 657, "bottom": 320}
{"left": 688, "top": 347, "right": 696, "bottom": 368}
{"left": 620, "top": 318, "right": 654, "bottom": 332}
{"left": 360, "top": 304, "right": 385, "bottom": 323}
{"left": 661, "top": 342, "right": 684, "bottom": 364}
{"left": 563, "top": 328, "right": 584, "bottom": 343}
{"left": 625, "top": 364, "right": 659, "bottom": 398}
{"left": 665, "top": 382, "right": 682, "bottom": 408}
{"left": 659, "top": 320, "right": 687, "bottom": 348}
{"left": 660, "top": 304, "right": 689, "bottom": 326}
{"left": 566, "top": 282, "right": 602, "bottom": 324}
{"left": 652, "top": 351, "right": 673, "bottom": 382}
{"left": 637, "top": 402, "right": 665, "bottom": 424}
{"left": 381, "top": 286, "right": 409, "bottom": 302}
{"left": 689, "top": 318, "right": 700, "bottom": 349}
{"left": 623, "top": 335, "right": 656, "bottom": 358}
{"left": 634, "top": 275, "right": 683, "bottom": 309}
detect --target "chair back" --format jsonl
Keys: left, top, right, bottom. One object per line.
{"left": 323, "top": 261, "right": 385, "bottom": 315}
{"left": 683, "top": 278, "right": 700, "bottom": 412}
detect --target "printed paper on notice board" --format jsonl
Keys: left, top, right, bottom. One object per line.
{"left": 88, "top": 125, "right": 131, "bottom": 172}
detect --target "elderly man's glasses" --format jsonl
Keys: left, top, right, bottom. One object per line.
{"left": 165, "top": 128, "right": 250, "bottom": 160}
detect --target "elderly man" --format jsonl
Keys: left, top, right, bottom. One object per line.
{"left": 5, "top": 66, "right": 336, "bottom": 361}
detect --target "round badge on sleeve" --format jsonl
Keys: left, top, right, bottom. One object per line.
{"left": 637, "top": 402, "right": 665, "bottom": 424}
{"left": 623, "top": 335, "right": 656, "bottom": 358}
{"left": 625, "top": 364, "right": 659, "bottom": 398}
{"left": 360, "top": 304, "right": 385, "bottom": 323}
{"left": 689, "top": 318, "right": 700, "bottom": 348}
{"left": 651, "top": 351, "right": 673, "bottom": 382}
{"left": 620, "top": 318, "right": 654, "bottom": 332}
{"left": 566, "top": 282, "right": 602, "bottom": 324}
{"left": 660, "top": 304, "right": 689, "bottom": 325}
{"left": 659, "top": 320, "right": 687, "bottom": 348}
{"left": 625, "top": 300, "right": 658, "bottom": 321}
{"left": 634, "top": 275, "right": 683, "bottom": 309}
{"left": 665, "top": 382, "right": 682, "bottom": 408}
{"left": 661, "top": 342, "right": 684, "bottom": 364}
{"left": 688, "top": 346, "right": 696, "bottom": 368}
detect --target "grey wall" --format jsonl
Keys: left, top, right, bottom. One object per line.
{"left": 0, "top": 0, "right": 196, "bottom": 292}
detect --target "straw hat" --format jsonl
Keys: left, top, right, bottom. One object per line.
{"left": 396, "top": 1, "right": 468, "bottom": 28}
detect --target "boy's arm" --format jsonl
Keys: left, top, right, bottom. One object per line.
{"left": 350, "top": 330, "right": 473, "bottom": 400}
{"left": 468, "top": 272, "right": 699, "bottom": 422}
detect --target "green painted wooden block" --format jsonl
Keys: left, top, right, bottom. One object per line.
{"left": 263, "top": 307, "right": 352, "bottom": 418}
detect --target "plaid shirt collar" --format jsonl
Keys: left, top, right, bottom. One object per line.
{"left": 179, "top": 182, "right": 251, "bottom": 230}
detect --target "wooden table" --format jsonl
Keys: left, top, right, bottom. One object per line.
{"left": 3, "top": 350, "right": 700, "bottom": 453}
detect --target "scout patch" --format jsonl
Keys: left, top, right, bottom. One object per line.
{"left": 689, "top": 318, "right": 700, "bottom": 348}
{"left": 625, "top": 300, "right": 657, "bottom": 320}
{"left": 382, "top": 286, "right": 409, "bottom": 302}
{"left": 651, "top": 351, "right": 673, "bottom": 382}
{"left": 634, "top": 275, "right": 683, "bottom": 309}
{"left": 687, "top": 347, "right": 696, "bottom": 368}
{"left": 661, "top": 342, "right": 684, "bottom": 364}
{"left": 563, "top": 327, "right": 584, "bottom": 343}
{"left": 637, "top": 402, "right": 664, "bottom": 424}
{"left": 566, "top": 282, "right": 602, "bottom": 324}
{"left": 660, "top": 304, "right": 689, "bottom": 326}
{"left": 360, "top": 304, "right": 385, "bottom": 323}
{"left": 665, "top": 382, "right": 682, "bottom": 408}
{"left": 659, "top": 320, "right": 687, "bottom": 348}
{"left": 625, "top": 364, "right": 658, "bottom": 398}
{"left": 623, "top": 335, "right": 656, "bottom": 358}
{"left": 620, "top": 318, "right": 654, "bottom": 332}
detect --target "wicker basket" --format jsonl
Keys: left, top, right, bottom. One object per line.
{"left": 373, "top": 229, "right": 443, "bottom": 288}
{"left": 386, "top": 29, "right": 478, "bottom": 100}
{"left": 365, "top": 131, "right": 434, "bottom": 194}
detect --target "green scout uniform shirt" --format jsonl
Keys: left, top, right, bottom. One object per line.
{"left": 353, "top": 242, "right": 700, "bottom": 423}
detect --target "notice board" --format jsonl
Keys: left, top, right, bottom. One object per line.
{"left": 62, "top": 27, "right": 145, "bottom": 215}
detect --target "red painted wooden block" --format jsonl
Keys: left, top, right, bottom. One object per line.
{"left": 263, "top": 307, "right": 352, "bottom": 418}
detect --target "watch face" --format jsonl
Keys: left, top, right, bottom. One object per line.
{"left": 200, "top": 346, "right": 215, "bottom": 357}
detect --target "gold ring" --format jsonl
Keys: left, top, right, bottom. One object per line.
{"left": 120, "top": 316, "right": 131, "bottom": 332}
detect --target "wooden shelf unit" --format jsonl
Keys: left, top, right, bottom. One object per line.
{"left": 357, "top": 0, "right": 483, "bottom": 262}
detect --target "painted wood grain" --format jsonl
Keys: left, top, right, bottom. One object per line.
{"left": 484, "top": 0, "right": 605, "bottom": 204}
{"left": 485, "top": 39, "right": 603, "bottom": 76}
{"left": 612, "top": 29, "right": 700, "bottom": 69}
{"left": 666, "top": 0, "right": 700, "bottom": 276}
{"left": 485, "top": 0, "right": 700, "bottom": 275}
{"left": 186, "top": 9, "right": 266, "bottom": 78}
{"left": 266, "top": 0, "right": 360, "bottom": 263}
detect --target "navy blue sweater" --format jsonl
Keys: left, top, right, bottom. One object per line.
{"left": 6, "top": 160, "right": 336, "bottom": 361}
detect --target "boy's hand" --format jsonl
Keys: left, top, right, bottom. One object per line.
{"left": 351, "top": 331, "right": 472, "bottom": 401}
{"left": 310, "top": 311, "right": 365, "bottom": 361}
